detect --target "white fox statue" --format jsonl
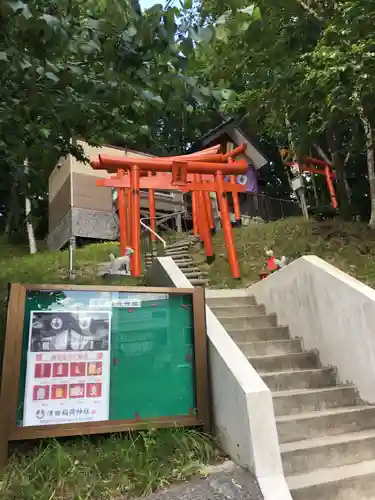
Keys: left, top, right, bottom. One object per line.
{"left": 109, "top": 247, "right": 134, "bottom": 275}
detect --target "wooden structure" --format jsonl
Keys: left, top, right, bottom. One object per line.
{"left": 280, "top": 149, "right": 338, "bottom": 209}
{"left": 0, "top": 283, "right": 209, "bottom": 468}
{"left": 188, "top": 116, "right": 268, "bottom": 170}
{"left": 47, "top": 141, "right": 185, "bottom": 251}
{"left": 187, "top": 116, "right": 269, "bottom": 223}
{"left": 92, "top": 144, "right": 248, "bottom": 279}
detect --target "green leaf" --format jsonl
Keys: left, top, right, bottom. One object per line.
{"left": 190, "top": 26, "right": 214, "bottom": 43}
{"left": 41, "top": 14, "right": 60, "bottom": 27}
{"left": 141, "top": 90, "right": 164, "bottom": 104}
{"left": 45, "top": 72, "right": 59, "bottom": 83}
{"left": 0, "top": 52, "right": 8, "bottom": 61}
{"left": 6, "top": 0, "right": 25, "bottom": 12}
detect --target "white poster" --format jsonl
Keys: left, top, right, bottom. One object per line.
{"left": 23, "top": 310, "right": 111, "bottom": 427}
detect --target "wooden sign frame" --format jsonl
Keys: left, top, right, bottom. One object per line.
{"left": 0, "top": 283, "right": 209, "bottom": 468}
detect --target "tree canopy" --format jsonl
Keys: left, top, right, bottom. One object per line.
{"left": 194, "top": 0, "right": 375, "bottom": 224}
{"left": 2, "top": 0, "right": 375, "bottom": 244}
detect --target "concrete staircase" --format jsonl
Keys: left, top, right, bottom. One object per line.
{"left": 164, "top": 238, "right": 210, "bottom": 287}
{"left": 144, "top": 236, "right": 210, "bottom": 286}
{"left": 206, "top": 293, "right": 375, "bottom": 500}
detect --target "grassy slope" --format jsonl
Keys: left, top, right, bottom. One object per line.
{"left": 196, "top": 217, "right": 375, "bottom": 288}
{"left": 0, "top": 240, "right": 216, "bottom": 499}
{"left": 1, "top": 430, "right": 216, "bottom": 500}
{"left": 0, "top": 239, "right": 140, "bottom": 330}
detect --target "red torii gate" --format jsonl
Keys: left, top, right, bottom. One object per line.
{"left": 91, "top": 144, "right": 248, "bottom": 279}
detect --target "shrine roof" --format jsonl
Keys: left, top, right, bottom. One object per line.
{"left": 187, "top": 115, "right": 269, "bottom": 171}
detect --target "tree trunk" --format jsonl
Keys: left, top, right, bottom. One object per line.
{"left": 359, "top": 111, "right": 375, "bottom": 228}
{"left": 24, "top": 160, "right": 37, "bottom": 254}
{"left": 326, "top": 128, "right": 352, "bottom": 219}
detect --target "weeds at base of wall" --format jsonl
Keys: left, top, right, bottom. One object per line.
{"left": 0, "top": 428, "right": 216, "bottom": 499}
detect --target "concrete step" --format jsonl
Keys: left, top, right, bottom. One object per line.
{"left": 174, "top": 259, "right": 193, "bottom": 265}
{"left": 165, "top": 251, "right": 190, "bottom": 257}
{"left": 260, "top": 368, "right": 336, "bottom": 392}
{"left": 166, "top": 243, "right": 189, "bottom": 251}
{"left": 217, "top": 313, "right": 278, "bottom": 330}
{"left": 176, "top": 262, "right": 194, "bottom": 269}
{"left": 248, "top": 351, "right": 320, "bottom": 373}
{"left": 177, "top": 267, "right": 202, "bottom": 274}
{"left": 184, "top": 272, "right": 208, "bottom": 279}
{"left": 206, "top": 296, "right": 257, "bottom": 308}
{"left": 210, "top": 305, "right": 266, "bottom": 317}
{"left": 282, "top": 429, "right": 375, "bottom": 476}
{"left": 237, "top": 339, "right": 302, "bottom": 357}
{"left": 287, "top": 458, "right": 375, "bottom": 500}
{"left": 228, "top": 326, "right": 290, "bottom": 343}
{"left": 190, "top": 278, "right": 210, "bottom": 286}
{"left": 272, "top": 386, "right": 358, "bottom": 416}
{"left": 276, "top": 406, "right": 375, "bottom": 444}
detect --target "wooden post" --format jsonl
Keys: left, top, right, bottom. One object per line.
{"left": 230, "top": 175, "right": 241, "bottom": 224}
{"left": 126, "top": 188, "right": 131, "bottom": 246}
{"left": 197, "top": 188, "right": 214, "bottom": 259}
{"left": 175, "top": 212, "right": 182, "bottom": 232}
{"left": 215, "top": 171, "right": 241, "bottom": 278}
{"left": 324, "top": 165, "right": 338, "bottom": 209}
{"left": 147, "top": 171, "right": 157, "bottom": 240}
{"left": 192, "top": 192, "right": 199, "bottom": 236}
{"left": 204, "top": 184, "right": 215, "bottom": 230}
{"left": 130, "top": 165, "right": 141, "bottom": 276}
{"left": 117, "top": 169, "right": 127, "bottom": 255}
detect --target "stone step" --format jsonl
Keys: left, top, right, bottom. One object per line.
{"left": 281, "top": 429, "right": 375, "bottom": 476}
{"left": 228, "top": 326, "right": 290, "bottom": 343}
{"left": 177, "top": 267, "right": 201, "bottom": 274}
{"left": 237, "top": 339, "right": 303, "bottom": 357}
{"left": 276, "top": 406, "right": 375, "bottom": 444}
{"left": 217, "top": 313, "right": 278, "bottom": 330}
{"left": 166, "top": 243, "right": 190, "bottom": 251}
{"left": 248, "top": 351, "right": 320, "bottom": 373}
{"left": 165, "top": 251, "right": 190, "bottom": 257}
{"left": 174, "top": 259, "right": 193, "bottom": 266}
{"left": 184, "top": 271, "right": 208, "bottom": 279}
{"left": 260, "top": 368, "right": 336, "bottom": 392}
{"left": 209, "top": 305, "right": 266, "bottom": 317}
{"left": 272, "top": 386, "right": 358, "bottom": 416}
{"left": 206, "top": 296, "right": 257, "bottom": 307}
{"left": 190, "top": 278, "right": 210, "bottom": 286}
{"left": 287, "top": 458, "right": 375, "bottom": 500}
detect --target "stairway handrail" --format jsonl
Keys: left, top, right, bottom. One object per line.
{"left": 140, "top": 220, "right": 167, "bottom": 248}
{"left": 140, "top": 210, "right": 188, "bottom": 250}
{"left": 141, "top": 210, "right": 186, "bottom": 223}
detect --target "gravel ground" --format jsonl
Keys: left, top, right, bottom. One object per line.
{"left": 144, "top": 461, "right": 263, "bottom": 500}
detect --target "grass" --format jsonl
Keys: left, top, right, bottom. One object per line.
{"left": 0, "top": 239, "right": 216, "bottom": 499}
{"left": 0, "top": 429, "right": 216, "bottom": 499}
{"left": 0, "top": 238, "right": 142, "bottom": 340}
{"left": 191, "top": 217, "right": 375, "bottom": 288}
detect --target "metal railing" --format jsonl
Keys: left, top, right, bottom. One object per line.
{"left": 140, "top": 219, "right": 167, "bottom": 249}
{"left": 230, "top": 192, "right": 300, "bottom": 222}
{"left": 140, "top": 211, "right": 188, "bottom": 269}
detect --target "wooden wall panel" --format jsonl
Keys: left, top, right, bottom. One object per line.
{"left": 72, "top": 173, "right": 113, "bottom": 211}
{"left": 48, "top": 176, "right": 71, "bottom": 230}
{"left": 49, "top": 156, "right": 71, "bottom": 202}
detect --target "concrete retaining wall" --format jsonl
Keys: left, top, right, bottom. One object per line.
{"left": 249, "top": 255, "right": 375, "bottom": 404}
{"left": 145, "top": 257, "right": 292, "bottom": 500}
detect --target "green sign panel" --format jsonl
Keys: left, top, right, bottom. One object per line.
{"left": 17, "top": 289, "right": 196, "bottom": 427}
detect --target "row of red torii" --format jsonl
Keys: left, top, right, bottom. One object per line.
{"left": 91, "top": 144, "right": 248, "bottom": 279}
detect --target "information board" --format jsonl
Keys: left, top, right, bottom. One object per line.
{"left": 23, "top": 310, "right": 111, "bottom": 426}
{"left": 0, "top": 284, "right": 208, "bottom": 468}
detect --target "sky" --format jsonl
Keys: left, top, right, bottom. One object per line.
{"left": 140, "top": 0, "right": 158, "bottom": 8}
{"left": 140, "top": 0, "right": 177, "bottom": 10}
